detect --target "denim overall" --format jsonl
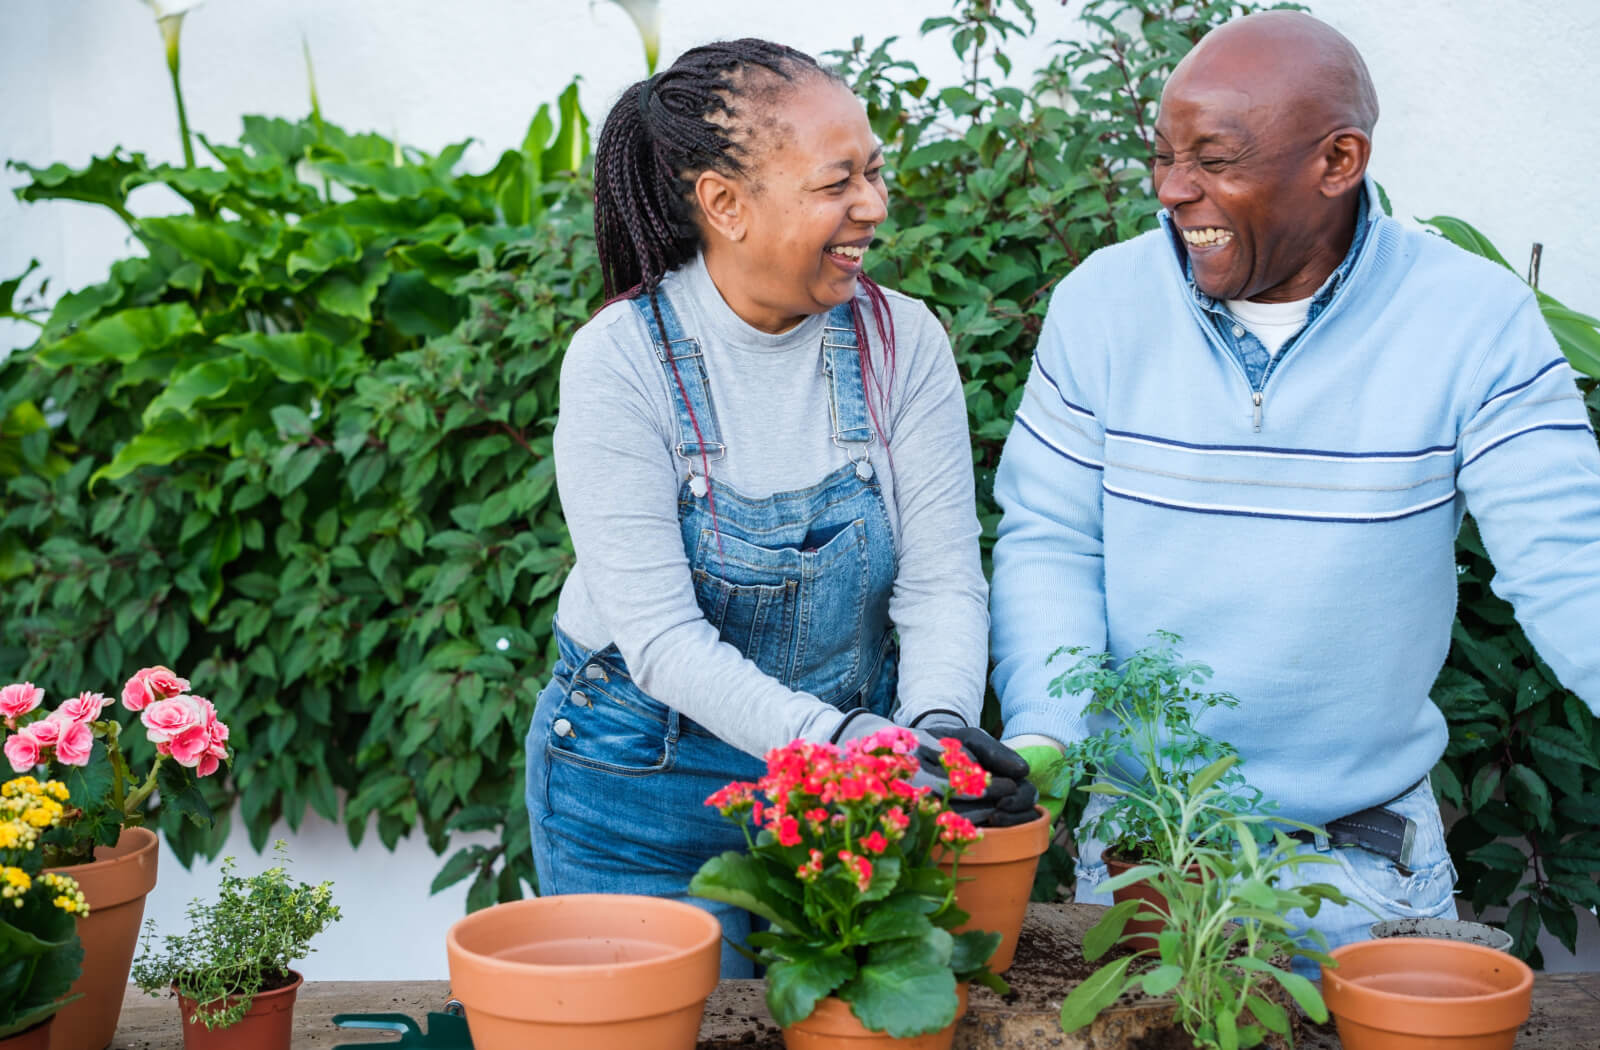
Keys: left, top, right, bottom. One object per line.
{"left": 525, "top": 289, "right": 898, "bottom": 975}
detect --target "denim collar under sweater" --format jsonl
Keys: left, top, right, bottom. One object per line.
{"left": 1159, "top": 182, "right": 1377, "bottom": 390}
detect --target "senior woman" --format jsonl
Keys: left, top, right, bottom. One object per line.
{"left": 525, "top": 38, "right": 1035, "bottom": 975}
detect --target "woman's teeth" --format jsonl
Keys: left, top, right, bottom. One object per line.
{"left": 827, "top": 245, "right": 866, "bottom": 261}
{"left": 1182, "top": 227, "right": 1232, "bottom": 247}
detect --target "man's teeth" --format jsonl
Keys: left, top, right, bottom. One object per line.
{"left": 827, "top": 245, "right": 866, "bottom": 260}
{"left": 1182, "top": 228, "right": 1232, "bottom": 247}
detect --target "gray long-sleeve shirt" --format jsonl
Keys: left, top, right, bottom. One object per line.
{"left": 551, "top": 254, "right": 988, "bottom": 758}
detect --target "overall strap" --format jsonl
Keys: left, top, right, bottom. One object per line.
{"left": 630, "top": 289, "right": 725, "bottom": 469}
{"left": 820, "top": 301, "right": 876, "bottom": 479}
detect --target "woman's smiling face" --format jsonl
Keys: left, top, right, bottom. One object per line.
{"left": 697, "top": 76, "right": 888, "bottom": 333}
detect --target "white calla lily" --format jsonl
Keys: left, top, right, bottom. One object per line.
{"left": 603, "top": 0, "right": 660, "bottom": 75}
{"left": 138, "top": 0, "right": 205, "bottom": 167}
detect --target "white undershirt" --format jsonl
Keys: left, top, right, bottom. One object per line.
{"left": 1224, "top": 295, "right": 1313, "bottom": 357}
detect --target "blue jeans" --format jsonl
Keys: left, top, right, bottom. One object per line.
{"left": 1073, "top": 778, "right": 1458, "bottom": 979}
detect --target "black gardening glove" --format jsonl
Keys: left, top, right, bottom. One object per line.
{"left": 831, "top": 710, "right": 1036, "bottom": 820}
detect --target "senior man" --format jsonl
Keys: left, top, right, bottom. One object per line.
{"left": 990, "top": 9, "right": 1600, "bottom": 957}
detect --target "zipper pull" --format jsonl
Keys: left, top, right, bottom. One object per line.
{"left": 1252, "top": 392, "right": 1263, "bottom": 432}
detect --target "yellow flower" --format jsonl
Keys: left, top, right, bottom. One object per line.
{"left": 0, "top": 823, "right": 20, "bottom": 849}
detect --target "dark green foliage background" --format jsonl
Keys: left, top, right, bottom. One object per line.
{"left": 2, "top": 1, "right": 1597, "bottom": 959}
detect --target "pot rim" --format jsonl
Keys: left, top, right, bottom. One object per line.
{"left": 939, "top": 806, "right": 1051, "bottom": 865}
{"left": 445, "top": 894, "right": 722, "bottom": 980}
{"left": 173, "top": 968, "right": 305, "bottom": 1008}
{"left": 43, "top": 825, "right": 160, "bottom": 908}
{"left": 1324, "top": 937, "right": 1533, "bottom": 1008}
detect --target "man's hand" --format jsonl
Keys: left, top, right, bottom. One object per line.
{"left": 832, "top": 712, "right": 1039, "bottom": 827}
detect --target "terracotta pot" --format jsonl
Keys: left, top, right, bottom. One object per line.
{"left": 1103, "top": 853, "right": 1201, "bottom": 954}
{"left": 937, "top": 807, "right": 1050, "bottom": 973}
{"left": 446, "top": 894, "right": 721, "bottom": 1050}
{"left": 176, "top": 970, "right": 302, "bottom": 1050}
{"left": 0, "top": 1018, "right": 54, "bottom": 1050}
{"left": 781, "top": 983, "right": 968, "bottom": 1050}
{"left": 44, "top": 826, "right": 159, "bottom": 1050}
{"left": 1322, "top": 937, "right": 1533, "bottom": 1050}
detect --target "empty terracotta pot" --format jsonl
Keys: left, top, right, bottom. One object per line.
{"left": 446, "top": 894, "right": 721, "bottom": 1050}
{"left": 781, "top": 982, "right": 968, "bottom": 1050}
{"left": 177, "top": 970, "right": 302, "bottom": 1050}
{"left": 1322, "top": 936, "right": 1533, "bottom": 1050}
{"left": 937, "top": 807, "right": 1050, "bottom": 972}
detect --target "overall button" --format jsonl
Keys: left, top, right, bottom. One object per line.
{"left": 1231, "top": 323, "right": 1245, "bottom": 338}
{"left": 584, "top": 665, "right": 608, "bottom": 682}
{"left": 570, "top": 691, "right": 591, "bottom": 708}
{"left": 552, "top": 718, "right": 575, "bottom": 738}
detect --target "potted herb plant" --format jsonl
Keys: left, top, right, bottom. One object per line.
{"left": 690, "top": 727, "right": 1006, "bottom": 1049}
{"left": 1059, "top": 753, "right": 1348, "bottom": 1050}
{"left": 1030, "top": 634, "right": 1267, "bottom": 948}
{"left": 0, "top": 776, "right": 88, "bottom": 1050}
{"left": 0, "top": 667, "right": 230, "bottom": 1050}
{"left": 131, "top": 843, "right": 339, "bottom": 1050}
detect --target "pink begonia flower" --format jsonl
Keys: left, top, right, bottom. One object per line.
{"left": 25, "top": 720, "right": 61, "bottom": 748}
{"left": 121, "top": 666, "right": 190, "bottom": 712}
{"left": 56, "top": 691, "right": 113, "bottom": 725}
{"left": 165, "top": 697, "right": 230, "bottom": 776}
{"left": 54, "top": 721, "right": 94, "bottom": 766}
{"left": 141, "top": 696, "right": 204, "bottom": 743}
{"left": 0, "top": 683, "right": 44, "bottom": 725}
{"left": 3, "top": 733, "right": 40, "bottom": 773}
{"left": 166, "top": 724, "right": 211, "bottom": 769}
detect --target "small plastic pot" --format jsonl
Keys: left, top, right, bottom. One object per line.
{"left": 1370, "top": 917, "right": 1514, "bottom": 953}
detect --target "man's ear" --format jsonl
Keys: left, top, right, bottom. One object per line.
{"left": 694, "top": 169, "right": 746, "bottom": 243}
{"left": 1319, "top": 128, "right": 1371, "bottom": 198}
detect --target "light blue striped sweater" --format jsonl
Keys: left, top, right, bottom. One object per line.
{"left": 991, "top": 192, "right": 1600, "bottom": 825}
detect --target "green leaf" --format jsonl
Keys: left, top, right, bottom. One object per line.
{"left": 35, "top": 303, "right": 200, "bottom": 368}
{"left": 1083, "top": 897, "right": 1140, "bottom": 960}
{"left": 1188, "top": 753, "right": 1238, "bottom": 796}
{"left": 92, "top": 415, "right": 210, "bottom": 485}
{"left": 1140, "top": 963, "right": 1182, "bottom": 997}
{"left": 1235, "top": 956, "right": 1327, "bottom": 1021}
{"left": 688, "top": 852, "right": 805, "bottom": 931}
{"left": 141, "top": 355, "right": 256, "bottom": 423}
{"left": 949, "top": 928, "right": 1001, "bottom": 977}
{"left": 1503, "top": 764, "right": 1552, "bottom": 830}
{"left": 857, "top": 904, "right": 934, "bottom": 945}
{"left": 1418, "top": 216, "right": 1514, "bottom": 270}
{"left": 1058, "top": 955, "right": 1136, "bottom": 1031}
{"left": 765, "top": 947, "right": 857, "bottom": 1027}
{"left": 839, "top": 929, "right": 957, "bottom": 1038}
{"left": 219, "top": 332, "right": 356, "bottom": 392}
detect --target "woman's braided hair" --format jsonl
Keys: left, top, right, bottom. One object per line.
{"left": 593, "top": 39, "right": 900, "bottom": 530}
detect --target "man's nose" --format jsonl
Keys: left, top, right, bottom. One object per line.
{"left": 1155, "top": 162, "right": 1201, "bottom": 210}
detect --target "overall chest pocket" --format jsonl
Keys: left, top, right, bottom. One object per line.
{"left": 691, "top": 520, "right": 868, "bottom": 700}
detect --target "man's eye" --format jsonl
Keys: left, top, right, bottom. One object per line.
{"left": 1152, "top": 154, "right": 1173, "bottom": 167}
{"left": 829, "top": 177, "right": 852, "bottom": 191}
{"left": 866, "top": 166, "right": 885, "bottom": 182}
{"left": 1199, "top": 158, "right": 1230, "bottom": 171}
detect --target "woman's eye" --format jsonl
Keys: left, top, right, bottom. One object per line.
{"left": 865, "top": 166, "right": 885, "bottom": 182}
{"left": 1152, "top": 154, "right": 1173, "bottom": 167}
{"left": 829, "top": 177, "right": 852, "bottom": 192}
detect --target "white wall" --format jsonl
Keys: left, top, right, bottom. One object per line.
{"left": 5, "top": 1, "right": 1598, "bottom": 979}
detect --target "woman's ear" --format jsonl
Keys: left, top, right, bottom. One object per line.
{"left": 695, "top": 170, "right": 747, "bottom": 243}
{"left": 1319, "top": 128, "right": 1371, "bottom": 199}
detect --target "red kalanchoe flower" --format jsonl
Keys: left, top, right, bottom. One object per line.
{"left": 704, "top": 781, "right": 757, "bottom": 814}
{"left": 774, "top": 815, "right": 801, "bottom": 848}
{"left": 837, "top": 849, "right": 873, "bottom": 892}
{"left": 940, "top": 739, "right": 991, "bottom": 797}
{"left": 935, "top": 809, "right": 983, "bottom": 846}
{"left": 881, "top": 806, "right": 910, "bottom": 840}
{"left": 796, "top": 848, "right": 826, "bottom": 882}
{"left": 860, "top": 830, "right": 888, "bottom": 855}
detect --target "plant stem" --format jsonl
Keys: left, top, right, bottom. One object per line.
{"left": 124, "top": 754, "right": 167, "bottom": 816}
{"left": 157, "top": 14, "right": 195, "bottom": 168}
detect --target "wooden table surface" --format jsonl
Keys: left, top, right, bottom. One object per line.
{"left": 111, "top": 971, "right": 1600, "bottom": 1049}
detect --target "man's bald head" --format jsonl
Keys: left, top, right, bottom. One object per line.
{"left": 1171, "top": 11, "right": 1378, "bottom": 136}
{"left": 1152, "top": 12, "right": 1378, "bottom": 302}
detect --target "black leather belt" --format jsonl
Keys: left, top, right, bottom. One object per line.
{"left": 1289, "top": 778, "right": 1425, "bottom": 872}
